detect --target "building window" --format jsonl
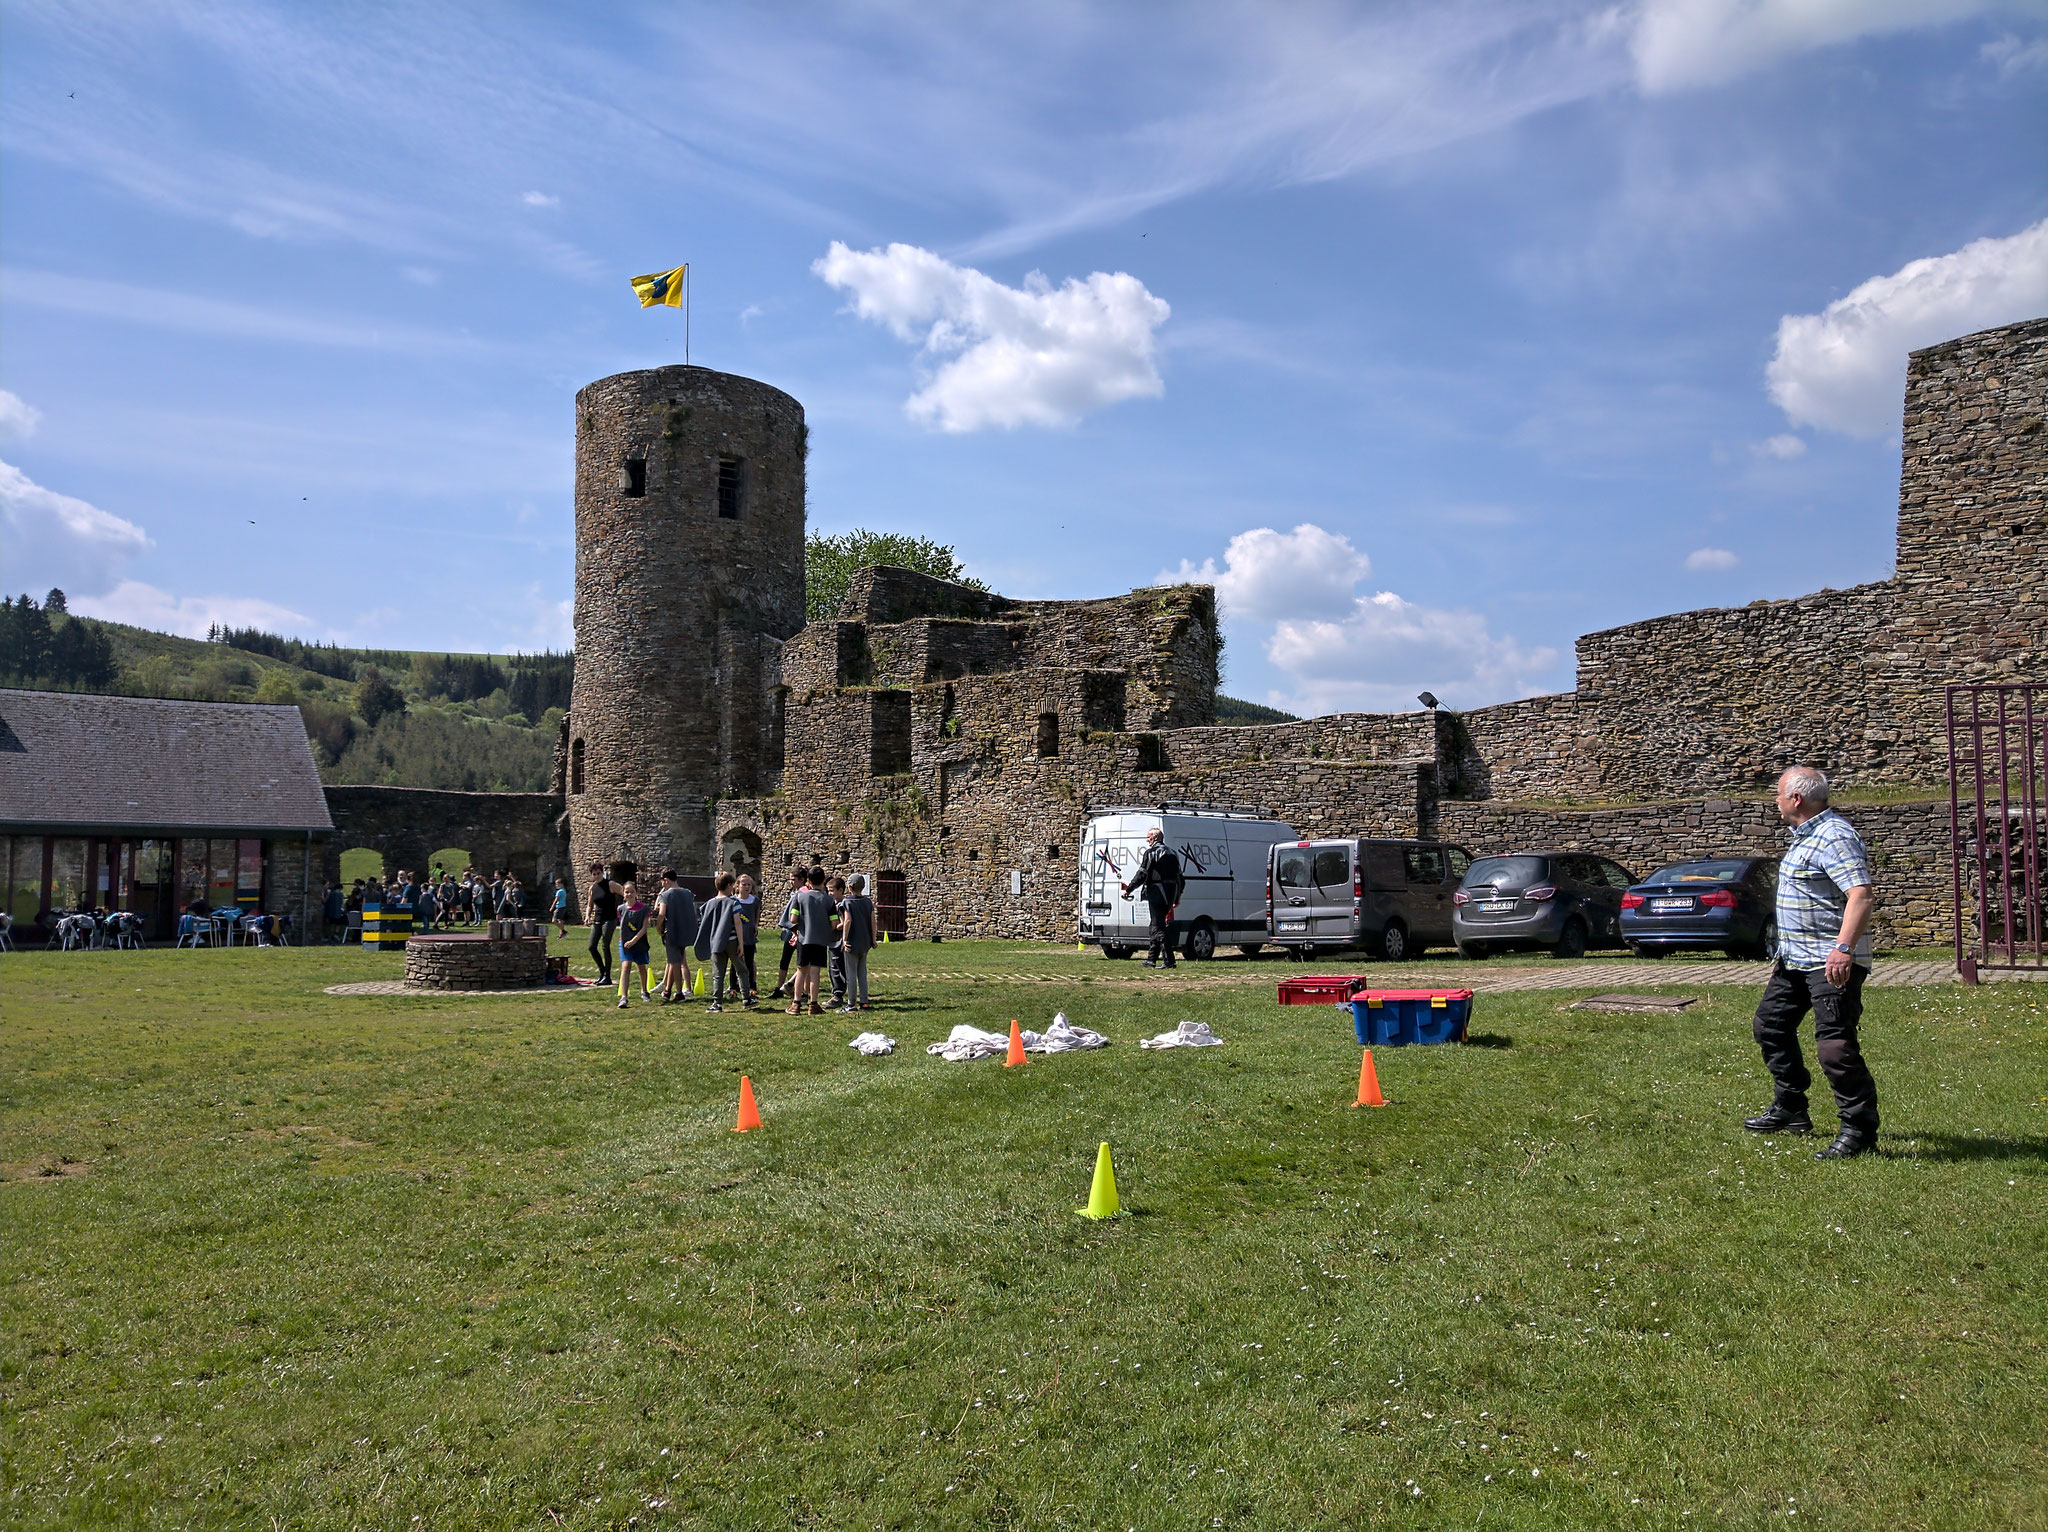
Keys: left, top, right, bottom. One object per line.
{"left": 1135, "top": 733, "right": 1167, "bottom": 771}
{"left": 621, "top": 458, "right": 646, "bottom": 498}
{"left": 717, "top": 457, "right": 745, "bottom": 519}
{"left": 570, "top": 738, "right": 586, "bottom": 794}
{"left": 1035, "top": 712, "right": 1059, "bottom": 757}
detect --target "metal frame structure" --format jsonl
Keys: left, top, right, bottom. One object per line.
{"left": 1947, "top": 683, "right": 2046, "bottom": 983}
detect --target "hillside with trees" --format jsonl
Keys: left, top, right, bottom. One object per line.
{"left": 0, "top": 537, "right": 1289, "bottom": 790}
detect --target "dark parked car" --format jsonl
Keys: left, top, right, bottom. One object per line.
{"left": 1453, "top": 852, "right": 1635, "bottom": 959}
{"left": 1619, "top": 856, "right": 1779, "bottom": 960}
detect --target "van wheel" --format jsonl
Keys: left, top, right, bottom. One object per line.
{"left": 1099, "top": 943, "right": 1134, "bottom": 960}
{"left": 1185, "top": 921, "right": 1217, "bottom": 961}
{"left": 1379, "top": 922, "right": 1409, "bottom": 962}
{"left": 1237, "top": 943, "right": 1265, "bottom": 958}
{"left": 1554, "top": 920, "right": 1589, "bottom": 960}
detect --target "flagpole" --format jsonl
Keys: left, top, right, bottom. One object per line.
{"left": 685, "top": 267, "right": 691, "bottom": 367}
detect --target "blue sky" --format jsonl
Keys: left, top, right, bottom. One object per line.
{"left": 2, "top": 1, "right": 2044, "bottom": 713}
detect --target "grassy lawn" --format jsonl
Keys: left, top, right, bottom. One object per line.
{"left": 4, "top": 937, "right": 2043, "bottom": 1529}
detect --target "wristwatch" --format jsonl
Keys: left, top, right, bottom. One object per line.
{"left": 1832, "top": 942, "right": 1854, "bottom": 953}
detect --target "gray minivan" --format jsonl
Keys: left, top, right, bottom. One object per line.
{"left": 1266, "top": 838, "right": 1474, "bottom": 961}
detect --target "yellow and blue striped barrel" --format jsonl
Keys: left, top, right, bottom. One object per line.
{"left": 361, "top": 902, "right": 414, "bottom": 949}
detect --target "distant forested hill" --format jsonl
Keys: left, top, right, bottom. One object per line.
{"left": 2, "top": 603, "right": 1297, "bottom": 792}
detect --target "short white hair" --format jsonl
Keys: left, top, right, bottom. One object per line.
{"left": 1781, "top": 766, "right": 1829, "bottom": 805}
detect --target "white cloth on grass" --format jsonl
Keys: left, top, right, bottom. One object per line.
{"left": 1139, "top": 1020, "right": 1225, "bottom": 1049}
{"left": 849, "top": 1032, "right": 897, "bottom": 1055}
{"left": 925, "top": 1014, "right": 1110, "bottom": 1061}
{"left": 1035, "top": 1013, "right": 1109, "bottom": 1052}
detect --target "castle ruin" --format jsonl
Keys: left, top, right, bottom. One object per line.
{"left": 557, "top": 317, "right": 2045, "bottom": 948}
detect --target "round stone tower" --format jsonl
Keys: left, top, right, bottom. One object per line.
{"left": 566, "top": 365, "right": 806, "bottom": 879}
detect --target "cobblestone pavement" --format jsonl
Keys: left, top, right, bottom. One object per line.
{"left": 860, "top": 958, "right": 2039, "bottom": 992}
{"left": 324, "top": 980, "right": 584, "bottom": 997}
{"left": 325, "top": 959, "right": 2041, "bottom": 998}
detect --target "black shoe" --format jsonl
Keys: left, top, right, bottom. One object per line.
{"left": 1815, "top": 1127, "right": 1874, "bottom": 1161}
{"left": 1142, "top": 959, "right": 1159, "bottom": 968}
{"left": 1743, "top": 1105, "right": 1812, "bottom": 1134}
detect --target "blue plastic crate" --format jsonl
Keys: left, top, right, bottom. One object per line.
{"left": 1351, "top": 989, "right": 1473, "bottom": 1047}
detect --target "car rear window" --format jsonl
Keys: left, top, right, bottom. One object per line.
{"left": 1275, "top": 848, "right": 1312, "bottom": 889}
{"left": 1653, "top": 860, "right": 1751, "bottom": 883}
{"left": 1312, "top": 848, "right": 1350, "bottom": 888}
{"left": 1464, "top": 856, "right": 1546, "bottom": 888}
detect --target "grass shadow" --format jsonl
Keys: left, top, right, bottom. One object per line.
{"left": 1887, "top": 1131, "right": 2048, "bottom": 1165}
{"left": 1461, "top": 1032, "right": 1514, "bottom": 1049}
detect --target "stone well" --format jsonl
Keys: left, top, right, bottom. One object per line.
{"left": 402, "top": 933, "right": 549, "bottom": 990}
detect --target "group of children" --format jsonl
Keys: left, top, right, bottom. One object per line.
{"left": 602, "top": 864, "right": 878, "bottom": 1016}
{"left": 327, "top": 866, "right": 540, "bottom": 941}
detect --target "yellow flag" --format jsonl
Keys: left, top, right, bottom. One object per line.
{"left": 630, "top": 265, "right": 687, "bottom": 309}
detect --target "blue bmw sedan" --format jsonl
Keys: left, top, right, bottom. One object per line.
{"left": 1618, "top": 856, "right": 1778, "bottom": 960}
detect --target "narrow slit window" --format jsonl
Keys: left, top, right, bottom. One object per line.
{"left": 717, "top": 457, "right": 745, "bottom": 519}
{"left": 621, "top": 458, "right": 646, "bottom": 498}
{"left": 1035, "top": 712, "right": 1059, "bottom": 757}
{"left": 569, "top": 738, "right": 586, "bottom": 794}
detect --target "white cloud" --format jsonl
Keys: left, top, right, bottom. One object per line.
{"left": 813, "top": 242, "right": 1169, "bottom": 431}
{"left": 76, "top": 580, "right": 310, "bottom": 640}
{"left": 401, "top": 265, "right": 439, "bottom": 285}
{"left": 1630, "top": 0, "right": 2013, "bottom": 92}
{"left": 1165, "top": 521, "right": 1556, "bottom": 713}
{"left": 520, "top": 190, "right": 559, "bottom": 208}
{"left": 1765, "top": 219, "right": 2048, "bottom": 436}
{"left": 1157, "top": 523, "right": 1369, "bottom": 623}
{"left": 1755, "top": 432, "right": 1807, "bottom": 459}
{"left": 1982, "top": 31, "right": 2048, "bottom": 74}
{"left": 0, "top": 391, "right": 43, "bottom": 440}
{"left": 1266, "top": 591, "right": 1559, "bottom": 715}
{"left": 1686, "top": 546, "right": 1741, "bottom": 570}
{"left": 0, "top": 460, "right": 153, "bottom": 594}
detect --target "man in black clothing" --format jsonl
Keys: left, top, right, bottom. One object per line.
{"left": 1121, "top": 828, "right": 1185, "bottom": 968}
{"left": 586, "top": 862, "right": 621, "bottom": 984}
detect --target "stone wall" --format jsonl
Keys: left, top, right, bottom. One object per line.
{"left": 324, "top": 787, "right": 567, "bottom": 907}
{"left": 261, "top": 832, "right": 326, "bottom": 934}
{"left": 403, "top": 933, "right": 548, "bottom": 989}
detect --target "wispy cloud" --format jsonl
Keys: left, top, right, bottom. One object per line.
{"left": 79, "top": 579, "right": 310, "bottom": 639}
{"left": 0, "top": 390, "right": 43, "bottom": 439}
{"left": 4, "top": 268, "right": 497, "bottom": 356}
{"left": 0, "top": 459, "right": 153, "bottom": 594}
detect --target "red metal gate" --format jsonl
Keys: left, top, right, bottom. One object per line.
{"left": 1948, "top": 683, "right": 2046, "bottom": 982}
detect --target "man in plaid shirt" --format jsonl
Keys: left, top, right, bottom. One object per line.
{"left": 1745, "top": 766, "right": 1880, "bottom": 1159}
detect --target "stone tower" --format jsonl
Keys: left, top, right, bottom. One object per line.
{"left": 565, "top": 365, "right": 806, "bottom": 879}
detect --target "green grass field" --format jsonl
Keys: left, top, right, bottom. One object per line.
{"left": 4, "top": 938, "right": 2043, "bottom": 1529}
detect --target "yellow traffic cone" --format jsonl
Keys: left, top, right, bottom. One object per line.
{"left": 1076, "top": 1141, "right": 1121, "bottom": 1220}
{"left": 693, "top": 965, "right": 708, "bottom": 996}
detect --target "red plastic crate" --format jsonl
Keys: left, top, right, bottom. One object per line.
{"left": 1276, "top": 975, "right": 1366, "bottom": 1006}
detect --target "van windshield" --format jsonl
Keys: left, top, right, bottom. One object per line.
{"left": 1463, "top": 856, "right": 1546, "bottom": 890}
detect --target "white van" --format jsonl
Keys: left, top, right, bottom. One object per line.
{"left": 1078, "top": 802, "right": 1297, "bottom": 960}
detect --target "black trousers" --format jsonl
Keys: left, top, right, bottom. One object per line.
{"left": 1752, "top": 962, "right": 1878, "bottom": 1131}
{"left": 588, "top": 917, "right": 617, "bottom": 981}
{"left": 1146, "top": 898, "right": 1176, "bottom": 965}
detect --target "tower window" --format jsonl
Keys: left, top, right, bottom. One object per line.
{"left": 1035, "top": 712, "right": 1059, "bottom": 757}
{"left": 621, "top": 458, "right": 646, "bottom": 498}
{"left": 717, "top": 457, "right": 745, "bottom": 519}
{"left": 569, "top": 738, "right": 586, "bottom": 794}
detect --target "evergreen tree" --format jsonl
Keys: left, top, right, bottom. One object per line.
{"left": 45, "top": 588, "right": 67, "bottom": 614}
{"left": 352, "top": 666, "right": 407, "bottom": 727}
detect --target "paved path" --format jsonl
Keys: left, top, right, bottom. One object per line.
{"left": 324, "top": 958, "right": 2039, "bottom": 999}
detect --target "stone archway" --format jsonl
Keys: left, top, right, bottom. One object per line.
{"left": 719, "top": 827, "right": 762, "bottom": 884}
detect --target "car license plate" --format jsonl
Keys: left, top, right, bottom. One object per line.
{"left": 1480, "top": 900, "right": 1515, "bottom": 913}
{"left": 1279, "top": 920, "right": 1306, "bottom": 932}
{"left": 1652, "top": 898, "right": 1693, "bottom": 911}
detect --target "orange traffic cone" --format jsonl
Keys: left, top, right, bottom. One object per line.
{"left": 1005, "top": 1019, "right": 1028, "bottom": 1068}
{"left": 733, "top": 1075, "right": 763, "bottom": 1132}
{"left": 1351, "top": 1048, "right": 1387, "bottom": 1109}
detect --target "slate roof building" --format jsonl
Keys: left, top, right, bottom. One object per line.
{"left": 0, "top": 689, "right": 332, "bottom": 941}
